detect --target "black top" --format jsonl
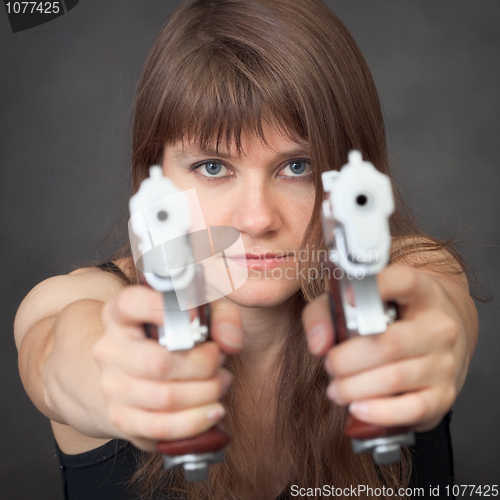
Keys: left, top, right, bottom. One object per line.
{"left": 56, "top": 412, "right": 454, "bottom": 500}
{"left": 96, "top": 261, "right": 129, "bottom": 283}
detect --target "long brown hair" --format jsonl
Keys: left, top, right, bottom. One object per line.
{"left": 108, "top": 0, "right": 466, "bottom": 497}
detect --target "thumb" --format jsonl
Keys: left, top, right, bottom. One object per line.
{"left": 209, "top": 297, "right": 244, "bottom": 354}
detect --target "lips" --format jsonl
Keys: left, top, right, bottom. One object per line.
{"left": 226, "top": 252, "right": 292, "bottom": 269}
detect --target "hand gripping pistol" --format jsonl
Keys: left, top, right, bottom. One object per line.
{"left": 321, "top": 151, "right": 415, "bottom": 465}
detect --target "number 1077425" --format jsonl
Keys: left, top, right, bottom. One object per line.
{"left": 445, "top": 485, "right": 499, "bottom": 497}
{"left": 5, "top": 2, "right": 61, "bottom": 14}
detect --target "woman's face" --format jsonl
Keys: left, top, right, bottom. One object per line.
{"left": 162, "top": 122, "right": 315, "bottom": 308}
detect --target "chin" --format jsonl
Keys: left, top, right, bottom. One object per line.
{"left": 222, "top": 277, "right": 300, "bottom": 309}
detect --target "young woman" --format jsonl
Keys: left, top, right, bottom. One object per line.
{"left": 14, "top": 0, "right": 478, "bottom": 499}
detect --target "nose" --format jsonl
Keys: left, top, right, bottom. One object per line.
{"left": 231, "top": 180, "right": 282, "bottom": 238}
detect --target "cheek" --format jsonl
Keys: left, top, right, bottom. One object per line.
{"left": 196, "top": 191, "right": 236, "bottom": 227}
{"left": 286, "top": 194, "right": 316, "bottom": 239}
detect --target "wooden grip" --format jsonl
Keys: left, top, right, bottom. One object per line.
{"left": 344, "top": 414, "right": 411, "bottom": 440}
{"left": 156, "top": 426, "right": 231, "bottom": 456}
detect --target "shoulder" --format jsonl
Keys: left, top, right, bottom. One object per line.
{"left": 391, "top": 235, "right": 468, "bottom": 288}
{"left": 69, "top": 257, "right": 135, "bottom": 281}
{"left": 14, "top": 259, "right": 134, "bottom": 351}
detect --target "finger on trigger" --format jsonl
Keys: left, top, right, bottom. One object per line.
{"left": 302, "top": 294, "right": 335, "bottom": 356}
{"left": 106, "top": 286, "right": 164, "bottom": 328}
{"left": 209, "top": 297, "right": 244, "bottom": 353}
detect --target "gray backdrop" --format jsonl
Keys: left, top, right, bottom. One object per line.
{"left": 1, "top": 1, "right": 499, "bottom": 498}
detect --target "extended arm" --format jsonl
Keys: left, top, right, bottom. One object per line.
{"left": 15, "top": 268, "right": 242, "bottom": 454}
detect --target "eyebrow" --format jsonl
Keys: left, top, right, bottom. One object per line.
{"left": 172, "top": 148, "right": 233, "bottom": 160}
{"left": 172, "top": 145, "right": 311, "bottom": 161}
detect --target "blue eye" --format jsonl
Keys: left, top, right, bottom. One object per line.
{"left": 198, "top": 161, "right": 228, "bottom": 177}
{"left": 290, "top": 161, "right": 306, "bottom": 174}
{"left": 281, "top": 160, "right": 311, "bottom": 178}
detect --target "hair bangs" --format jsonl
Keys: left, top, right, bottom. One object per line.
{"left": 158, "top": 41, "right": 307, "bottom": 156}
